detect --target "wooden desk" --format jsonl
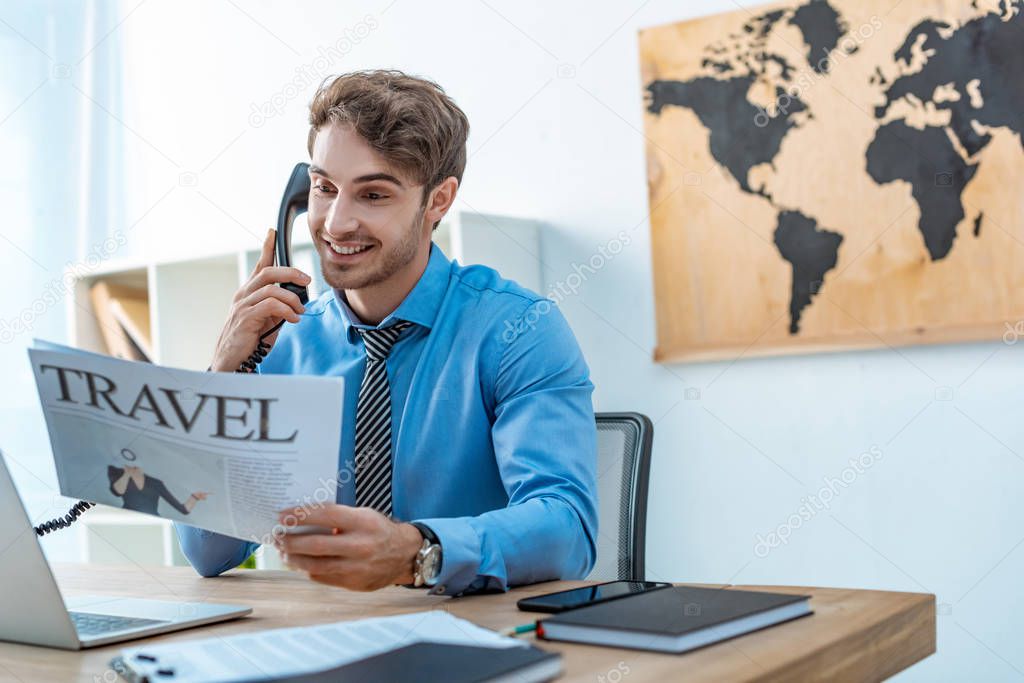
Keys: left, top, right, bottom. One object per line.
{"left": 0, "top": 564, "right": 935, "bottom": 682}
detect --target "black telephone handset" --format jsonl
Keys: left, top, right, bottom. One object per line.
{"left": 237, "top": 162, "right": 312, "bottom": 373}
{"left": 275, "top": 162, "right": 311, "bottom": 306}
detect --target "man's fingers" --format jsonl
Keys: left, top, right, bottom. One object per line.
{"left": 241, "top": 284, "right": 306, "bottom": 316}
{"left": 254, "top": 228, "right": 276, "bottom": 272}
{"left": 255, "top": 266, "right": 310, "bottom": 287}
{"left": 279, "top": 504, "right": 360, "bottom": 530}
{"left": 282, "top": 553, "right": 349, "bottom": 576}
{"left": 238, "top": 230, "right": 275, "bottom": 300}
{"left": 241, "top": 266, "right": 310, "bottom": 299}
{"left": 279, "top": 532, "right": 344, "bottom": 557}
{"left": 278, "top": 532, "right": 373, "bottom": 559}
{"left": 252, "top": 298, "right": 300, "bottom": 324}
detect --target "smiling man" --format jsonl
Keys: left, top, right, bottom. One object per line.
{"left": 175, "top": 70, "right": 598, "bottom": 596}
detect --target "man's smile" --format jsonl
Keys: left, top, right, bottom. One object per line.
{"left": 322, "top": 237, "right": 377, "bottom": 263}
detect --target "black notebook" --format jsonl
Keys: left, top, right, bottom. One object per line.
{"left": 538, "top": 585, "right": 812, "bottom": 654}
{"left": 245, "top": 642, "right": 562, "bottom": 683}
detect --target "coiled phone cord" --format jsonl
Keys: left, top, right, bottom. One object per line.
{"left": 35, "top": 500, "right": 96, "bottom": 536}
{"left": 236, "top": 320, "right": 285, "bottom": 373}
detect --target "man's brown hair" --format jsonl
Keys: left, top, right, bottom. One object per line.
{"left": 307, "top": 69, "right": 469, "bottom": 229}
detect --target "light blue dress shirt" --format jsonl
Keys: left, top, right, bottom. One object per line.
{"left": 176, "top": 244, "right": 598, "bottom": 596}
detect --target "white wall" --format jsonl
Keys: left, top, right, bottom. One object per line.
{"left": 23, "top": 0, "right": 1024, "bottom": 679}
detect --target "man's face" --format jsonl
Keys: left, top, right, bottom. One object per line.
{"left": 307, "top": 123, "right": 430, "bottom": 291}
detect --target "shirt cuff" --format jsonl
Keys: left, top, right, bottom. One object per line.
{"left": 174, "top": 523, "right": 258, "bottom": 577}
{"left": 411, "top": 516, "right": 483, "bottom": 597}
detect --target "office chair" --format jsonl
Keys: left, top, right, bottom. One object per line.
{"left": 587, "top": 412, "right": 653, "bottom": 581}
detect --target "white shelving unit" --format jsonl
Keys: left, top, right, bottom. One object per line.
{"left": 77, "top": 508, "right": 185, "bottom": 567}
{"left": 66, "top": 211, "right": 543, "bottom": 569}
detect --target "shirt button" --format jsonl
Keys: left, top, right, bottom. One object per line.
{"left": 436, "top": 585, "right": 445, "bottom": 594}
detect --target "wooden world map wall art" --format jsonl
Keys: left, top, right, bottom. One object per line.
{"left": 639, "top": 0, "right": 1023, "bottom": 362}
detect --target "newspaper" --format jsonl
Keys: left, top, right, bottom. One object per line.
{"left": 28, "top": 340, "right": 344, "bottom": 544}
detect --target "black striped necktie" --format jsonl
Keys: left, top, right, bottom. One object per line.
{"left": 353, "top": 321, "right": 412, "bottom": 516}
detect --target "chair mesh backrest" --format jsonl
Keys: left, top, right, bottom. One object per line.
{"left": 587, "top": 414, "right": 650, "bottom": 581}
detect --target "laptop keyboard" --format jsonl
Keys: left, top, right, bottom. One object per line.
{"left": 70, "top": 611, "right": 169, "bottom": 636}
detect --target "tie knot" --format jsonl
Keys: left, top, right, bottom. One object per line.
{"left": 358, "top": 321, "right": 412, "bottom": 361}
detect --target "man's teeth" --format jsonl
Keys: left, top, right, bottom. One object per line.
{"left": 329, "top": 243, "right": 371, "bottom": 255}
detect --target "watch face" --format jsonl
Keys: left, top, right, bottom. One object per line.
{"left": 421, "top": 545, "right": 441, "bottom": 582}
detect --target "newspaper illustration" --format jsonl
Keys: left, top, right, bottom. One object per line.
{"left": 29, "top": 340, "right": 344, "bottom": 544}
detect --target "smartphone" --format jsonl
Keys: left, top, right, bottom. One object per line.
{"left": 516, "top": 580, "right": 672, "bottom": 613}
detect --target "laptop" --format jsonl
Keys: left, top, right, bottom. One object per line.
{"left": 0, "top": 452, "right": 252, "bottom": 649}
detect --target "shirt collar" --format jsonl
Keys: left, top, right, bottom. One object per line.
{"left": 333, "top": 242, "right": 451, "bottom": 340}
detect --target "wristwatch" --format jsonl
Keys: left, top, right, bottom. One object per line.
{"left": 408, "top": 522, "right": 442, "bottom": 588}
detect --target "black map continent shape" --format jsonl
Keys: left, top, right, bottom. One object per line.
{"left": 774, "top": 211, "right": 843, "bottom": 333}
{"left": 867, "top": 3, "right": 1023, "bottom": 260}
{"left": 788, "top": 0, "right": 846, "bottom": 74}
{"left": 866, "top": 121, "right": 978, "bottom": 260}
{"left": 877, "top": 7, "right": 1024, "bottom": 156}
{"left": 647, "top": 75, "right": 807, "bottom": 198}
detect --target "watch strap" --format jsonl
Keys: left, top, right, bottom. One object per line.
{"left": 411, "top": 522, "right": 439, "bottom": 546}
